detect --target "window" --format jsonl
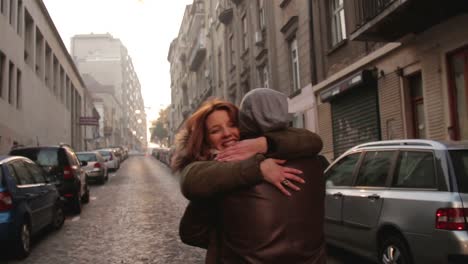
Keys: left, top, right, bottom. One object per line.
{"left": 326, "top": 153, "right": 361, "bottom": 187}
{"left": 242, "top": 15, "right": 248, "bottom": 52}
{"left": 0, "top": 51, "right": 5, "bottom": 98}
{"left": 217, "top": 49, "right": 223, "bottom": 87}
{"left": 8, "top": 161, "right": 35, "bottom": 185}
{"left": 450, "top": 150, "right": 468, "bottom": 193}
{"left": 17, "top": 0, "right": 22, "bottom": 36}
{"left": 25, "top": 161, "right": 46, "bottom": 184}
{"left": 258, "top": 0, "right": 265, "bottom": 29}
{"left": 448, "top": 49, "right": 468, "bottom": 140}
{"left": 9, "top": 0, "right": 15, "bottom": 27}
{"left": 24, "top": 8, "right": 33, "bottom": 66}
{"left": 0, "top": 0, "right": 4, "bottom": 14}
{"left": 16, "top": 68, "right": 21, "bottom": 108}
{"left": 229, "top": 34, "right": 235, "bottom": 68}
{"left": 53, "top": 56, "right": 58, "bottom": 95}
{"left": 355, "top": 151, "right": 395, "bottom": 187}
{"left": 290, "top": 38, "right": 300, "bottom": 91}
{"left": 407, "top": 72, "right": 426, "bottom": 138}
{"left": 35, "top": 27, "right": 44, "bottom": 78}
{"left": 8, "top": 61, "right": 14, "bottom": 105}
{"left": 393, "top": 151, "right": 436, "bottom": 189}
{"left": 45, "top": 44, "right": 52, "bottom": 88}
{"left": 292, "top": 112, "right": 304, "bottom": 129}
{"left": 330, "top": 0, "right": 346, "bottom": 46}
{"left": 60, "top": 66, "right": 65, "bottom": 102}
{"left": 258, "top": 65, "right": 269, "bottom": 88}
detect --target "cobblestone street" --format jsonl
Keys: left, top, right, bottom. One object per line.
{"left": 2, "top": 155, "right": 205, "bottom": 264}
{"left": 0, "top": 155, "right": 373, "bottom": 264}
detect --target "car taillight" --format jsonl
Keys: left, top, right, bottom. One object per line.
{"left": 436, "top": 208, "right": 468, "bottom": 230}
{"left": 64, "top": 166, "right": 73, "bottom": 179}
{"left": 0, "top": 192, "right": 13, "bottom": 211}
{"left": 94, "top": 162, "right": 101, "bottom": 168}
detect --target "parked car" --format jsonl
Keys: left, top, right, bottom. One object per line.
{"left": 0, "top": 156, "right": 64, "bottom": 258}
{"left": 10, "top": 145, "right": 90, "bottom": 214}
{"left": 76, "top": 151, "right": 108, "bottom": 184}
{"left": 97, "top": 149, "right": 119, "bottom": 171}
{"left": 324, "top": 140, "right": 468, "bottom": 264}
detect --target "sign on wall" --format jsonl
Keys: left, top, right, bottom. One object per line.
{"left": 79, "top": 117, "right": 99, "bottom": 126}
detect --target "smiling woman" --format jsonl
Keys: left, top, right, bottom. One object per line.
{"left": 206, "top": 110, "right": 240, "bottom": 151}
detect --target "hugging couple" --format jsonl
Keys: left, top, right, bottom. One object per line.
{"left": 172, "top": 88, "right": 327, "bottom": 264}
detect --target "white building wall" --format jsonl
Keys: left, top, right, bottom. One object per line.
{"left": 0, "top": 0, "right": 90, "bottom": 154}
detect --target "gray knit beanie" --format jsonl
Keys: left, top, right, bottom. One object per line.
{"left": 239, "top": 88, "right": 291, "bottom": 137}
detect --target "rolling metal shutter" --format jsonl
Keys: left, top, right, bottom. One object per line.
{"left": 331, "top": 84, "right": 381, "bottom": 158}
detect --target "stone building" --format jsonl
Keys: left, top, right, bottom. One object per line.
{"left": 168, "top": 0, "right": 468, "bottom": 160}
{"left": 311, "top": 0, "right": 468, "bottom": 159}
{"left": 71, "top": 33, "right": 147, "bottom": 150}
{"left": 168, "top": 0, "right": 318, "bottom": 142}
{"left": 0, "top": 0, "right": 95, "bottom": 153}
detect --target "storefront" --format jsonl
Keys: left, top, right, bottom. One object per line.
{"left": 319, "top": 70, "right": 381, "bottom": 158}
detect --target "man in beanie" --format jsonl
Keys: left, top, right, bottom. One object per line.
{"left": 179, "top": 88, "right": 326, "bottom": 263}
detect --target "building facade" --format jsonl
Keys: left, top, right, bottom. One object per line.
{"left": 71, "top": 33, "right": 147, "bottom": 150}
{"left": 312, "top": 0, "right": 468, "bottom": 160}
{"left": 168, "top": 0, "right": 468, "bottom": 160}
{"left": 0, "top": 0, "right": 95, "bottom": 154}
{"left": 168, "top": 0, "right": 317, "bottom": 142}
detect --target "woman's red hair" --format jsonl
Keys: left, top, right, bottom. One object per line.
{"left": 171, "top": 99, "right": 239, "bottom": 172}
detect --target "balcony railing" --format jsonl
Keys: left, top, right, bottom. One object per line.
{"left": 217, "top": 0, "right": 233, "bottom": 24}
{"left": 351, "top": 0, "right": 468, "bottom": 42}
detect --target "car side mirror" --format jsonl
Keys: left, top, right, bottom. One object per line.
{"left": 81, "top": 161, "right": 88, "bottom": 166}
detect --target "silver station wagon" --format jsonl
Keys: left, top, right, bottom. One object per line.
{"left": 324, "top": 140, "right": 468, "bottom": 264}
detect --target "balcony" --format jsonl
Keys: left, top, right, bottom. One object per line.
{"left": 217, "top": 0, "right": 233, "bottom": 24}
{"left": 350, "top": 0, "right": 468, "bottom": 42}
{"left": 189, "top": 30, "right": 207, "bottom": 71}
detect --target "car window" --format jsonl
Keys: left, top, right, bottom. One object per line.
{"left": 450, "top": 150, "right": 468, "bottom": 193}
{"left": 25, "top": 161, "right": 47, "bottom": 184}
{"left": 99, "top": 151, "right": 111, "bottom": 158}
{"left": 393, "top": 151, "right": 436, "bottom": 189}
{"left": 355, "top": 151, "right": 395, "bottom": 187}
{"left": 36, "top": 149, "right": 59, "bottom": 166}
{"left": 326, "top": 153, "right": 361, "bottom": 187}
{"left": 77, "top": 153, "right": 97, "bottom": 162}
{"left": 9, "top": 161, "right": 36, "bottom": 185}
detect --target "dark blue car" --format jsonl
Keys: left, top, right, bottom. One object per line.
{"left": 0, "top": 156, "right": 65, "bottom": 259}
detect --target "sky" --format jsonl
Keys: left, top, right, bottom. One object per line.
{"left": 42, "top": 0, "right": 193, "bottom": 124}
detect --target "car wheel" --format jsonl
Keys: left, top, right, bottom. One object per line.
{"left": 14, "top": 221, "right": 31, "bottom": 259}
{"left": 379, "top": 235, "right": 412, "bottom": 264}
{"left": 51, "top": 205, "right": 65, "bottom": 230}
{"left": 82, "top": 184, "right": 90, "bottom": 204}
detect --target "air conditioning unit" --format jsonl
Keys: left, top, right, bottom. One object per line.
{"left": 255, "top": 31, "right": 263, "bottom": 46}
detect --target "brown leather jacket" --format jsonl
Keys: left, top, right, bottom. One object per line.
{"left": 217, "top": 156, "right": 326, "bottom": 264}
{"left": 178, "top": 128, "right": 326, "bottom": 263}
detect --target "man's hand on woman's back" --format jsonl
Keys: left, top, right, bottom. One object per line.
{"left": 215, "top": 137, "right": 267, "bottom": 162}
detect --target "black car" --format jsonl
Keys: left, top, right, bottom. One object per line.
{"left": 10, "top": 145, "right": 90, "bottom": 214}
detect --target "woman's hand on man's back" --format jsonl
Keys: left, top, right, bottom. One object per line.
{"left": 260, "top": 158, "right": 305, "bottom": 196}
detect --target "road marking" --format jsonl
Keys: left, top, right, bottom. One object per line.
{"left": 71, "top": 216, "right": 80, "bottom": 222}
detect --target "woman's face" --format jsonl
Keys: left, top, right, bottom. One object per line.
{"left": 205, "top": 110, "right": 240, "bottom": 151}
